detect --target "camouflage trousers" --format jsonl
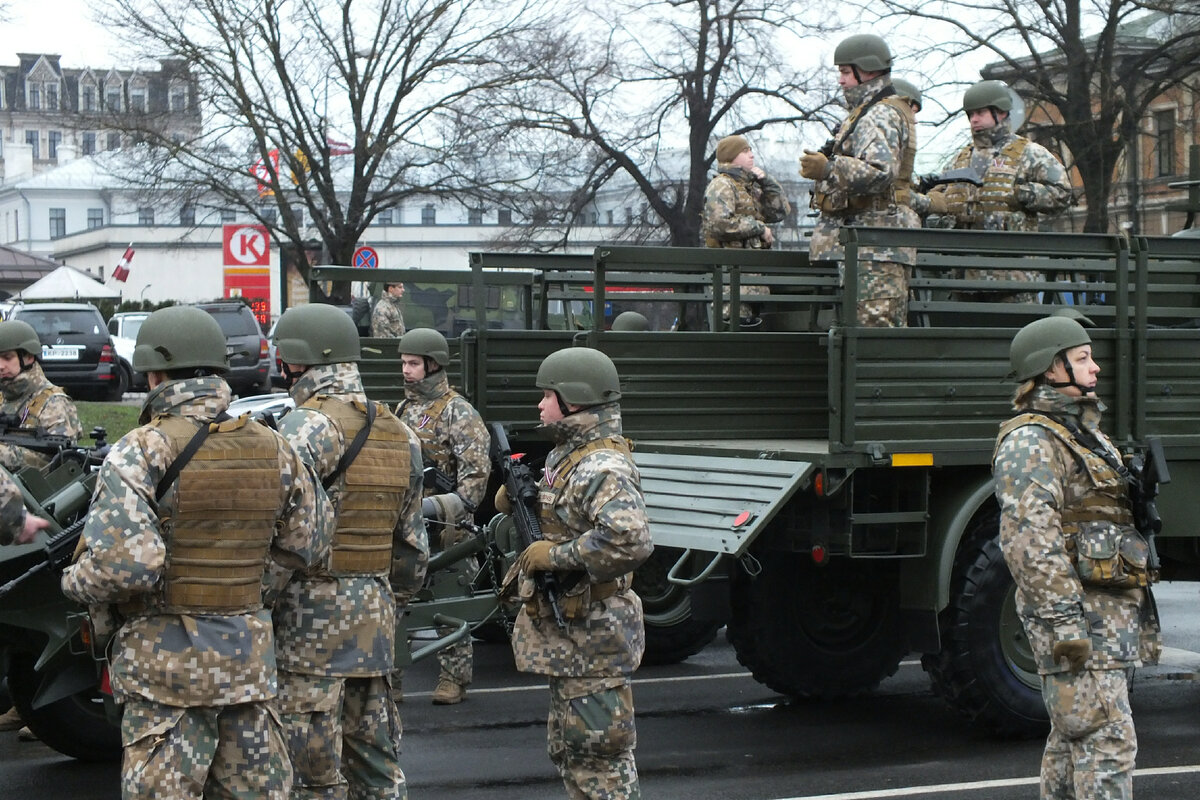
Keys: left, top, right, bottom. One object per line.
{"left": 1040, "top": 669, "right": 1136, "bottom": 800}
{"left": 547, "top": 675, "right": 639, "bottom": 800}
{"left": 434, "top": 623, "right": 474, "bottom": 685}
{"left": 120, "top": 696, "right": 291, "bottom": 799}
{"left": 277, "top": 671, "right": 405, "bottom": 800}
{"left": 953, "top": 267, "right": 1041, "bottom": 304}
{"left": 840, "top": 260, "right": 908, "bottom": 327}
{"left": 722, "top": 279, "right": 770, "bottom": 324}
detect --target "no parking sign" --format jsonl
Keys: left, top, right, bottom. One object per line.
{"left": 353, "top": 246, "right": 379, "bottom": 269}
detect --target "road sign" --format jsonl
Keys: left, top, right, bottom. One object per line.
{"left": 223, "top": 224, "right": 271, "bottom": 266}
{"left": 353, "top": 245, "right": 379, "bottom": 269}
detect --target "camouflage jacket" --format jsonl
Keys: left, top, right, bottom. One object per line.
{"left": 60, "top": 376, "right": 330, "bottom": 706}
{"left": 509, "top": 403, "right": 652, "bottom": 678}
{"left": 0, "top": 467, "right": 26, "bottom": 546}
{"left": 397, "top": 370, "right": 491, "bottom": 512}
{"left": 275, "top": 362, "right": 428, "bottom": 675}
{"left": 993, "top": 384, "right": 1160, "bottom": 674}
{"left": 700, "top": 166, "right": 790, "bottom": 249}
{"left": 929, "top": 122, "right": 1072, "bottom": 232}
{"left": 0, "top": 362, "right": 82, "bottom": 470}
{"left": 809, "top": 76, "right": 919, "bottom": 265}
{"left": 370, "top": 294, "right": 406, "bottom": 338}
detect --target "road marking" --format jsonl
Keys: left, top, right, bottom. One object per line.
{"left": 772, "top": 765, "right": 1200, "bottom": 799}
{"left": 406, "top": 670, "right": 757, "bottom": 698}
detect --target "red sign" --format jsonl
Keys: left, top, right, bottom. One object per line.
{"left": 224, "top": 268, "right": 271, "bottom": 327}
{"left": 353, "top": 245, "right": 379, "bottom": 269}
{"left": 223, "top": 224, "right": 271, "bottom": 267}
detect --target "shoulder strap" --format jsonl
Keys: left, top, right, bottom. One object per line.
{"left": 1003, "top": 411, "right": 1129, "bottom": 480}
{"left": 155, "top": 412, "right": 231, "bottom": 501}
{"left": 324, "top": 400, "right": 376, "bottom": 490}
{"left": 832, "top": 85, "right": 897, "bottom": 156}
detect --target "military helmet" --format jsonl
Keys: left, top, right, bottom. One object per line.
{"left": 612, "top": 311, "right": 649, "bottom": 332}
{"left": 0, "top": 320, "right": 43, "bottom": 358}
{"left": 398, "top": 327, "right": 449, "bottom": 366}
{"left": 273, "top": 303, "right": 360, "bottom": 365}
{"left": 133, "top": 305, "right": 228, "bottom": 374}
{"left": 891, "top": 78, "right": 922, "bottom": 112}
{"left": 963, "top": 80, "right": 1013, "bottom": 113}
{"left": 1009, "top": 316, "right": 1091, "bottom": 381}
{"left": 536, "top": 347, "right": 621, "bottom": 406}
{"left": 833, "top": 34, "right": 892, "bottom": 72}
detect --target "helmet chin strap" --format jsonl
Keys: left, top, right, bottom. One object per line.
{"left": 1046, "top": 354, "right": 1089, "bottom": 393}
{"left": 282, "top": 363, "right": 306, "bottom": 388}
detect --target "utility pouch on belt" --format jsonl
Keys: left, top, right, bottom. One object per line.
{"left": 1068, "top": 522, "right": 1151, "bottom": 589}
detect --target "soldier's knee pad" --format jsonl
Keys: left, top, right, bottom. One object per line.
{"left": 561, "top": 684, "right": 637, "bottom": 760}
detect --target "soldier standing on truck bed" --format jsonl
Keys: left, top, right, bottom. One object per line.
{"left": 0, "top": 320, "right": 82, "bottom": 471}
{"left": 927, "top": 80, "right": 1073, "bottom": 302}
{"left": 993, "top": 315, "right": 1160, "bottom": 799}
{"left": 802, "top": 33, "right": 919, "bottom": 328}
{"left": 60, "top": 306, "right": 330, "bottom": 798}
{"left": 371, "top": 281, "right": 407, "bottom": 338}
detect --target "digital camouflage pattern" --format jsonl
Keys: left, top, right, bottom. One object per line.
{"left": 1041, "top": 669, "right": 1136, "bottom": 799}
{"left": 808, "top": 76, "right": 919, "bottom": 327}
{"left": 397, "top": 369, "right": 490, "bottom": 687}
{"left": 549, "top": 676, "right": 639, "bottom": 800}
{"left": 0, "top": 361, "right": 82, "bottom": 470}
{"left": 0, "top": 467, "right": 25, "bottom": 546}
{"left": 370, "top": 294, "right": 406, "bottom": 338}
{"left": 700, "top": 166, "right": 789, "bottom": 249}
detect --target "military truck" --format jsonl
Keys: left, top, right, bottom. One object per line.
{"left": 315, "top": 225, "right": 1200, "bottom": 736}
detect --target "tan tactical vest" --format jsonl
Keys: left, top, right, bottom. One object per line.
{"left": 537, "top": 436, "right": 633, "bottom": 542}
{"left": 702, "top": 172, "right": 767, "bottom": 249}
{"left": 305, "top": 396, "right": 411, "bottom": 576}
{"left": 146, "top": 414, "right": 283, "bottom": 615}
{"left": 814, "top": 96, "right": 916, "bottom": 216}
{"left": 23, "top": 385, "right": 66, "bottom": 424}
{"left": 944, "top": 137, "right": 1031, "bottom": 228}
{"left": 400, "top": 392, "right": 456, "bottom": 495}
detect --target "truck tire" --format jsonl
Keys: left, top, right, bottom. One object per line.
{"left": 633, "top": 547, "right": 719, "bottom": 666}
{"left": 7, "top": 653, "right": 121, "bottom": 762}
{"left": 726, "top": 552, "right": 907, "bottom": 697}
{"left": 922, "top": 518, "right": 1048, "bottom": 738}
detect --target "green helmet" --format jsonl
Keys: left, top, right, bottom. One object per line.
{"left": 274, "top": 303, "right": 360, "bottom": 365}
{"left": 536, "top": 347, "right": 621, "bottom": 406}
{"left": 133, "top": 305, "right": 228, "bottom": 374}
{"left": 612, "top": 311, "right": 649, "bottom": 332}
{"left": 1009, "top": 316, "right": 1091, "bottom": 381}
{"left": 0, "top": 320, "right": 43, "bottom": 358}
{"left": 891, "top": 78, "right": 922, "bottom": 112}
{"left": 963, "top": 80, "right": 1013, "bottom": 113}
{"left": 397, "top": 328, "right": 449, "bottom": 366}
{"left": 833, "top": 34, "right": 892, "bottom": 72}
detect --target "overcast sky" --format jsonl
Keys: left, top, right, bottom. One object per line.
{"left": 0, "top": 0, "right": 117, "bottom": 68}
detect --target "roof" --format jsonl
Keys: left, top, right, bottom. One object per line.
{"left": 0, "top": 244, "right": 59, "bottom": 282}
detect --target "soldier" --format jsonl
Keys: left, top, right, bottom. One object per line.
{"left": 700, "top": 134, "right": 791, "bottom": 328}
{"left": 0, "top": 319, "right": 83, "bottom": 471}
{"left": 0, "top": 468, "right": 49, "bottom": 546}
{"left": 502, "top": 347, "right": 652, "bottom": 799}
{"left": 927, "top": 80, "right": 1073, "bottom": 301}
{"left": 889, "top": 78, "right": 948, "bottom": 221}
{"left": 371, "top": 282, "right": 407, "bottom": 338}
{"left": 59, "top": 305, "right": 330, "bottom": 798}
{"left": 801, "top": 33, "right": 919, "bottom": 328}
{"left": 272, "top": 304, "right": 427, "bottom": 798}
{"left": 395, "top": 328, "right": 489, "bottom": 706}
{"left": 994, "top": 315, "right": 1160, "bottom": 799}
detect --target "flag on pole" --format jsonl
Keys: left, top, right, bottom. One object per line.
{"left": 112, "top": 244, "right": 134, "bottom": 283}
{"left": 251, "top": 149, "right": 280, "bottom": 197}
{"left": 326, "top": 136, "right": 353, "bottom": 156}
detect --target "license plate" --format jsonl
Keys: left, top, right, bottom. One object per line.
{"left": 41, "top": 345, "right": 82, "bottom": 361}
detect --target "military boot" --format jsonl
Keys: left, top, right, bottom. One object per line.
{"left": 431, "top": 677, "right": 466, "bottom": 705}
{"left": 0, "top": 706, "right": 24, "bottom": 731}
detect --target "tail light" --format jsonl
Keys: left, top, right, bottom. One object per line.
{"left": 99, "top": 344, "right": 115, "bottom": 379}
{"left": 259, "top": 338, "right": 269, "bottom": 358}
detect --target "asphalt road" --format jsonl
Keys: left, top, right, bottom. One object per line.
{"left": 4, "top": 582, "right": 1199, "bottom": 799}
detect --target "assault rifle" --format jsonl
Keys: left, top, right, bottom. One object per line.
{"left": 0, "top": 518, "right": 86, "bottom": 600}
{"left": 916, "top": 166, "right": 985, "bottom": 194}
{"left": 488, "top": 422, "right": 567, "bottom": 629}
{"left": 1127, "top": 436, "right": 1171, "bottom": 572}
{"left": 0, "top": 412, "right": 76, "bottom": 455}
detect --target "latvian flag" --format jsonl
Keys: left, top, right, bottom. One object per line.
{"left": 112, "top": 245, "right": 134, "bottom": 283}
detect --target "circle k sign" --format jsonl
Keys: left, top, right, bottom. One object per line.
{"left": 223, "top": 224, "right": 271, "bottom": 267}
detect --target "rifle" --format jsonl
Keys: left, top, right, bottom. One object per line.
{"left": 916, "top": 166, "right": 986, "bottom": 194}
{"left": 1127, "top": 436, "right": 1171, "bottom": 572}
{"left": 0, "top": 517, "right": 85, "bottom": 600}
{"left": 487, "top": 422, "right": 567, "bottom": 629}
{"left": 0, "top": 412, "right": 76, "bottom": 455}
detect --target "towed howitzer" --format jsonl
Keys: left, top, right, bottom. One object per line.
{"left": 916, "top": 166, "right": 985, "bottom": 194}
{"left": 1127, "top": 436, "right": 1171, "bottom": 572}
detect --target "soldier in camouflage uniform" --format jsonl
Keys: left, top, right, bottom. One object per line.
{"left": 272, "top": 304, "right": 427, "bottom": 799}
{"left": 0, "top": 319, "right": 82, "bottom": 471}
{"left": 701, "top": 134, "right": 791, "bottom": 327}
{"left": 501, "top": 347, "right": 652, "bottom": 799}
{"left": 927, "top": 80, "right": 1073, "bottom": 302}
{"left": 993, "top": 315, "right": 1160, "bottom": 800}
{"left": 395, "top": 328, "right": 490, "bottom": 705}
{"left": 370, "top": 282, "right": 407, "bottom": 338}
{"left": 0, "top": 467, "right": 49, "bottom": 546}
{"left": 802, "top": 34, "right": 919, "bottom": 328}
{"left": 60, "top": 305, "right": 331, "bottom": 799}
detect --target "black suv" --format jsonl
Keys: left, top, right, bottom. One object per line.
{"left": 8, "top": 302, "right": 126, "bottom": 400}
{"left": 191, "top": 302, "right": 271, "bottom": 396}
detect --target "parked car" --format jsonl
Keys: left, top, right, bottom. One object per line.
{"left": 8, "top": 302, "right": 126, "bottom": 400}
{"left": 190, "top": 302, "right": 271, "bottom": 396}
{"left": 107, "top": 311, "right": 151, "bottom": 391}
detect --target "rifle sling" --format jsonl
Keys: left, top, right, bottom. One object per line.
{"left": 830, "top": 85, "right": 898, "bottom": 157}
{"left": 155, "top": 412, "right": 230, "bottom": 502}
{"left": 324, "top": 400, "right": 376, "bottom": 491}
{"left": 1026, "top": 411, "right": 1131, "bottom": 481}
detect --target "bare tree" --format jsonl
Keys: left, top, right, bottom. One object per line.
{"left": 854, "top": 2, "right": 1200, "bottom": 233}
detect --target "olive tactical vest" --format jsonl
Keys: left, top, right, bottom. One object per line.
{"left": 813, "top": 96, "right": 916, "bottom": 215}
{"left": 23, "top": 385, "right": 66, "bottom": 424}
{"left": 945, "top": 137, "right": 1031, "bottom": 228}
{"left": 305, "top": 396, "right": 411, "bottom": 576}
{"left": 399, "top": 391, "right": 456, "bottom": 495}
{"left": 537, "top": 436, "right": 633, "bottom": 542}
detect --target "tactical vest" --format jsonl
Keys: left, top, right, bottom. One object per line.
{"left": 399, "top": 391, "right": 457, "bottom": 494}
{"left": 996, "top": 413, "right": 1149, "bottom": 588}
{"left": 813, "top": 96, "right": 916, "bottom": 216}
{"left": 702, "top": 172, "right": 767, "bottom": 249}
{"left": 944, "top": 137, "right": 1031, "bottom": 229}
{"left": 305, "top": 395, "right": 411, "bottom": 576}
{"left": 141, "top": 414, "right": 283, "bottom": 615}
{"left": 23, "top": 385, "right": 66, "bottom": 425}
{"left": 537, "top": 436, "right": 633, "bottom": 542}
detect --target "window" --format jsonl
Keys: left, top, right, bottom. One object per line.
{"left": 48, "top": 130, "right": 61, "bottom": 159}
{"left": 82, "top": 132, "right": 96, "bottom": 155}
{"left": 290, "top": 206, "right": 304, "bottom": 227}
{"left": 138, "top": 207, "right": 155, "bottom": 226}
{"left": 106, "top": 86, "right": 121, "bottom": 112}
{"left": 606, "top": 209, "right": 614, "bottom": 225}
{"left": 260, "top": 207, "right": 277, "bottom": 224}
{"left": 468, "top": 207, "right": 484, "bottom": 225}
{"left": 25, "top": 130, "right": 39, "bottom": 159}
{"left": 625, "top": 207, "right": 633, "bottom": 225}
{"left": 180, "top": 205, "right": 195, "bottom": 226}
{"left": 49, "top": 208, "right": 66, "bottom": 239}
{"left": 28, "top": 85, "right": 40, "bottom": 110}
{"left": 169, "top": 84, "right": 187, "bottom": 112}
{"left": 87, "top": 208, "right": 104, "bottom": 229}
{"left": 107, "top": 132, "right": 121, "bottom": 150}
{"left": 497, "top": 208, "right": 512, "bottom": 225}
{"left": 130, "top": 87, "right": 146, "bottom": 113}
{"left": 81, "top": 86, "right": 96, "bottom": 112}
{"left": 220, "top": 209, "right": 236, "bottom": 223}
{"left": 1155, "top": 110, "right": 1176, "bottom": 177}
{"left": 421, "top": 204, "right": 436, "bottom": 225}
{"left": 46, "top": 84, "right": 58, "bottom": 110}
{"left": 377, "top": 209, "right": 393, "bottom": 225}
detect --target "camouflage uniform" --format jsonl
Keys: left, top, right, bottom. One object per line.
{"left": 929, "top": 121, "right": 1072, "bottom": 302}
{"left": 396, "top": 369, "right": 490, "bottom": 690}
{"left": 370, "top": 295, "right": 406, "bottom": 338}
{"left": 993, "top": 383, "right": 1160, "bottom": 800}
{"left": 509, "top": 402, "right": 652, "bottom": 799}
{"left": 275, "top": 361, "right": 427, "bottom": 800}
{"left": 809, "top": 75, "right": 919, "bottom": 327}
{"left": 0, "top": 467, "right": 26, "bottom": 545}
{"left": 60, "top": 375, "right": 330, "bottom": 800}
{"left": 0, "top": 361, "right": 82, "bottom": 470}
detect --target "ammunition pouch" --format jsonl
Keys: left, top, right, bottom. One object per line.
{"left": 523, "top": 574, "right": 630, "bottom": 621}
{"left": 1065, "top": 520, "right": 1151, "bottom": 589}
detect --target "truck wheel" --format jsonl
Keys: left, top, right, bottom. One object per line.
{"left": 633, "top": 547, "right": 720, "bottom": 666}
{"left": 106, "top": 361, "right": 131, "bottom": 401}
{"left": 922, "top": 520, "right": 1048, "bottom": 738}
{"left": 7, "top": 653, "right": 122, "bottom": 762}
{"left": 726, "top": 552, "right": 907, "bottom": 697}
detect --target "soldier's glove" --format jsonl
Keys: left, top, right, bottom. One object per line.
{"left": 927, "top": 191, "right": 949, "bottom": 216}
{"left": 1052, "top": 638, "right": 1092, "bottom": 672}
{"left": 494, "top": 485, "right": 512, "bottom": 514}
{"left": 517, "top": 540, "right": 556, "bottom": 574}
{"left": 800, "top": 150, "right": 830, "bottom": 180}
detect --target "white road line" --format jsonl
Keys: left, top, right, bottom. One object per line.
{"left": 406, "top": 670, "right": 758, "bottom": 697}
